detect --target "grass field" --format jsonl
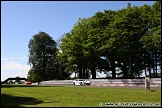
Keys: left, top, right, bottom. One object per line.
{"left": 1, "top": 85, "right": 161, "bottom": 107}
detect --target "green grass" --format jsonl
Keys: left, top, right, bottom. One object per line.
{"left": 1, "top": 85, "right": 161, "bottom": 107}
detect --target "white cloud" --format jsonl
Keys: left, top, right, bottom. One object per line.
{"left": 1, "top": 58, "right": 9, "bottom": 61}
{"left": 1, "top": 50, "right": 31, "bottom": 81}
{"left": 1, "top": 61, "right": 31, "bottom": 81}
{"left": 2, "top": 61, "right": 30, "bottom": 71}
{"left": 2, "top": 54, "right": 28, "bottom": 62}
{"left": 12, "top": 54, "right": 28, "bottom": 61}
{"left": 1, "top": 71, "right": 7, "bottom": 76}
{"left": 1, "top": 71, "right": 7, "bottom": 81}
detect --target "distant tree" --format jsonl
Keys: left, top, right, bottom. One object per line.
{"left": 27, "top": 67, "right": 42, "bottom": 82}
{"left": 15, "top": 76, "right": 21, "bottom": 84}
{"left": 8, "top": 80, "right": 14, "bottom": 84}
{"left": 28, "top": 31, "right": 58, "bottom": 82}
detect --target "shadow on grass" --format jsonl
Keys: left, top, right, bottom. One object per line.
{"left": 1, "top": 94, "right": 43, "bottom": 107}
{"left": 1, "top": 84, "right": 64, "bottom": 88}
{"left": 150, "top": 89, "right": 156, "bottom": 92}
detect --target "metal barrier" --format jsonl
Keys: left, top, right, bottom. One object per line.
{"left": 39, "top": 78, "right": 161, "bottom": 86}
{"left": 40, "top": 80, "right": 73, "bottom": 85}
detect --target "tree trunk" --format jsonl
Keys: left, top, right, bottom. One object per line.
{"left": 83, "top": 68, "right": 85, "bottom": 79}
{"left": 91, "top": 65, "right": 96, "bottom": 79}
{"left": 152, "top": 54, "right": 155, "bottom": 77}
{"left": 109, "top": 52, "right": 116, "bottom": 78}
{"left": 122, "top": 62, "right": 128, "bottom": 78}
{"left": 135, "top": 60, "right": 140, "bottom": 78}
{"left": 78, "top": 63, "right": 83, "bottom": 79}
{"left": 42, "top": 42, "right": 47, "bottom": 81}
{"left": 129, "top": 61, "right": 134, "bottom": 79}
{"left": 148, "top": 61, "right": 151, "bottom": 78}
{"left": 144, "top": 54, "right": 147, "bottom": 76}
{"left": 59, "top": 62, "right": 63, "bottom": 80}
{"left": 155, "top": 52, "right": 158, "bottom": 77}
{"left": 43, "top": 50, "right": 46, "bottom": 81}
{"left": 145, "top": 66, "right": 147, "bottom": 77}
{"left": 85, "top": 69, "right": 89, "bottom": 79}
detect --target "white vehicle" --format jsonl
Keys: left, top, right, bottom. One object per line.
{"left": 73, "top": 79, "right": 91, "bottom": 86}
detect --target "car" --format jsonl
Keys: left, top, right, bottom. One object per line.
{"left": 24, "top": 81, "right": 32, "bottom": 85}
{"left": 73, "top": 79, "right": 90, "bottom": 86}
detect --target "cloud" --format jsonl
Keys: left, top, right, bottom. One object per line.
{"left": 1, "top": 71, "right": 7, "bottom": 81}
{"left": 1, "top": 58, "right": 9, "bottom": 61}
{"left": 12, "top": 54, "right": 28, "bottom": 61}
{"left": 2, "top": 54, "right": 28, "bottom": 62}
{"left": 2, "top": 61, "right": 30, "bottom": 71}
{"left": 1, "top": 50, "right": 31, "bottom": 81}
{"left": 1, "top": 71, "right": 7, "bottom": 76}
{"left": 1, "top": 61, "right": 31, "bottom": 81}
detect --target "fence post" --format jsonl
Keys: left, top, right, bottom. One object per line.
{"left": 145, "top": 77, "right": 150, "bottom": 91}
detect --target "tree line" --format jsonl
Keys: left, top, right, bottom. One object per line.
{"left": 27, "top": 2, "right": 161, "bottom": 82}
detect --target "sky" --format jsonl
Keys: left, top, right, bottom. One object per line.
{"left": 1, "top": 1, "right": 156, "bottom": 81}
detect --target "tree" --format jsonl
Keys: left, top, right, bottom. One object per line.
{"left": 28, "top": 31, "right": 58, "bottom": 82}
{"left": 139, "top": 1, "right": 161, "bottom": 77}
{"left": 58, "top": 2, "right": 160, "bottom": 79}
{"left": 27, "top": 67, "right": 42, "bottom": 82}
{"left": 15, "top": 76, "right": 21, "bottom": 84}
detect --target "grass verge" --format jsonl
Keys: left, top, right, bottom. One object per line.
{"left": 1, "top": 85, "right": 161, "bottom": 107}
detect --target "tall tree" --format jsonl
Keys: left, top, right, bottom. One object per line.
{"left": 139, "top": 1, "right": 161, "bottom": 77}
{"left": 28, "top": 31, "right": 58, "bottom": 82}
{"left": 58, "top": 1, "right": 161, "bottom": 79}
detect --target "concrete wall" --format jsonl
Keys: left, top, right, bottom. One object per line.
{"left": 39, "top": 78, "right": 161, "bottom": 85}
